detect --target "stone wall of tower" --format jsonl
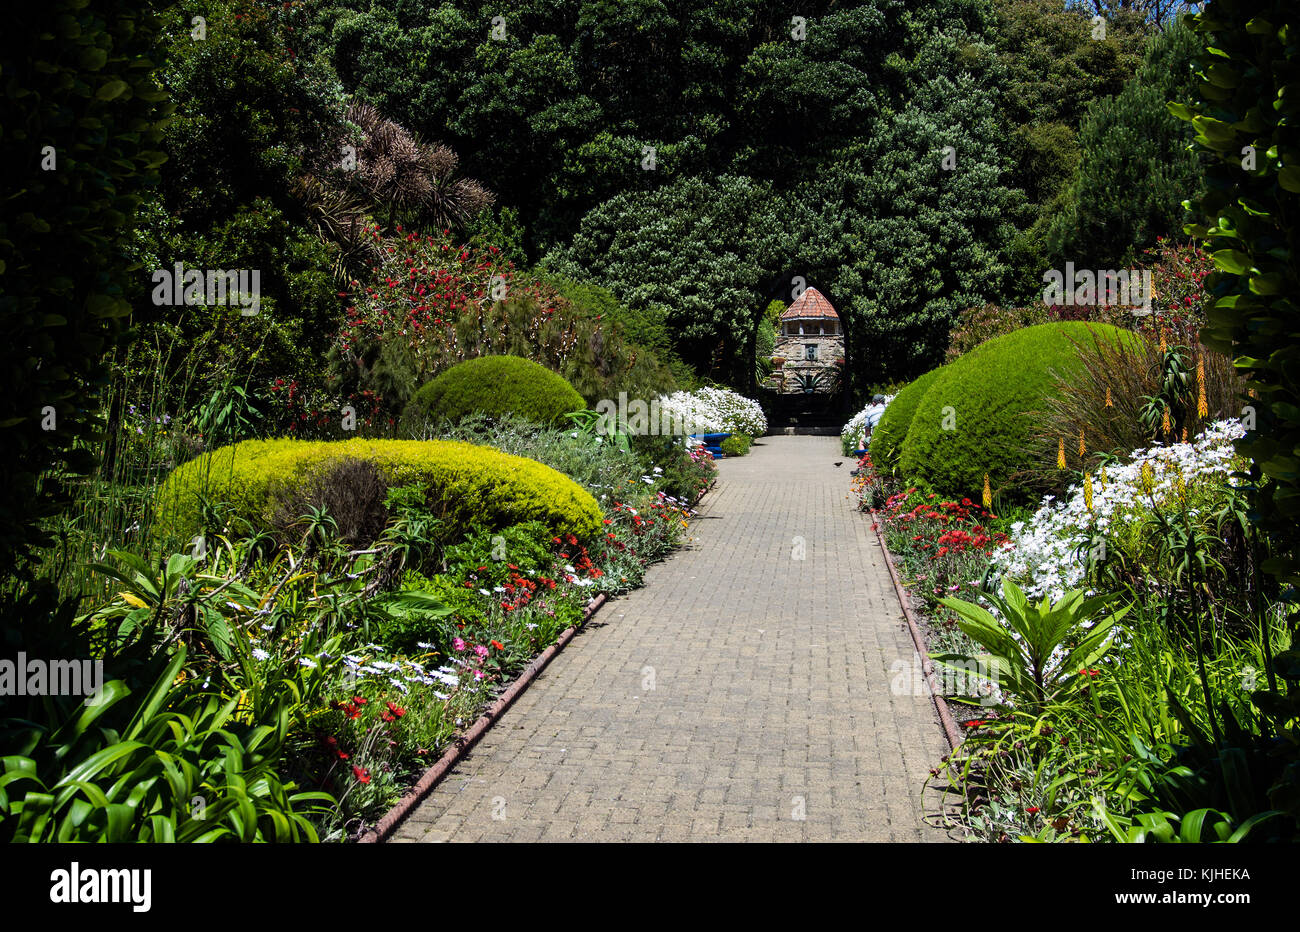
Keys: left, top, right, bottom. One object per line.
{"left": 768, "top": 328, "right": 844, "bottom": 394}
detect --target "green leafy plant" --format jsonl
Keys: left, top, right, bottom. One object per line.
{"left": 194, "top": 380, "right": 262, "bottom": 448}
{"left": 935, "top": 579, "right": 1131, "bottom": 710}
{"left": 792, "top": 371, "right": 823, "bottom": 394}
{"left": 80, "top": 550, "right": 238, "bottom": 660}
{"left": 719, "top": 434, "right": 752, "bottom": 457}
{"left": 0, "top": 645, "right": 333, "bottom": 842}
{"left": 1138, "top": 344, "right": 1194, "bottom": 442}
{"left": 1173, "top": 1, "right": 1300, "bottom": 607}
{"left": 566, "top": 408, "right": 631, "bottom": 455}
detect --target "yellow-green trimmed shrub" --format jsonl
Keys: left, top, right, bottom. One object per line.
{"left": 154, "top": 438, "right": 603, "bottom": 544}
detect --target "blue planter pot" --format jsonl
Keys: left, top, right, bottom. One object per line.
{"left": 691, "top": 433, "right": 730, "bottom": 458}
{"left": 690, "top": 432, "right": 730, "bottom": 458}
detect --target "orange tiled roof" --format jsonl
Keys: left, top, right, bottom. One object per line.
{"left": 779, "top": 287, "right": 838, "bottom": 320}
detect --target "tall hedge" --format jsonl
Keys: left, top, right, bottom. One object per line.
{"left": 0, "top": 2, "right": 170, "bottom": 573}
{"left": 870, "top": 365, "right": 947, "bottom": 473}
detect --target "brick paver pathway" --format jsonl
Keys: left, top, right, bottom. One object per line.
{"left": 391, "top": 435, "right": 950, "bottom": 842}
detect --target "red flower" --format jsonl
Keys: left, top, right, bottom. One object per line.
{"left": 352, "top": 765, "right": 371, "bottom": 784}
{"left": 491, "top": 640, "right": 504, "bottom": 650}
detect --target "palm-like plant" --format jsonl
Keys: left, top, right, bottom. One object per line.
{"left": 295, "top": 504, "right": 339, "bottom": 556}
{"left": 292, "top": 173, "right": 378, "bottom": 284}
{"left": 345, "top": 102, "right": 494, "bottom": 232}
{"left": 934, "top": 579, "right": 1131, "bottom": 710}
{"left": 793, "top": 371, "right": 822, "bottom": 394}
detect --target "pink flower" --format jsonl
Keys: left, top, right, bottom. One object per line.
{"left": 452, "top": 637, "right": 466, "bottom": 651}
{"left": 473, "top": 645, "right": 489, "bottom": 660}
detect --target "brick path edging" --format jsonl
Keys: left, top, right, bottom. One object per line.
{"left": 869, "top": 512, "right": 964, "bottom": 752}
{"left": 358, "top": 593, "right": 609, "bottom": 844}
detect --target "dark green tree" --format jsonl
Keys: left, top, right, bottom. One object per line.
{"left": 313, "top": 1, "right": 1027, "bottom": 387}
{"left": 1044, "top": 17, "right": 1206, "bottom": 268}
{"left": 0, "top": 0, "right": 170, "bottom": 574}
{"left": 126, "top": 0, "right": 354, "bottom": 425}
{"left": 543, "top": 174, "right": 785, "bottom": 378}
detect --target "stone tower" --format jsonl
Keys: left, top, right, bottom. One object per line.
{"left": 769, "top": 287, "right": 844, "bottom": 394}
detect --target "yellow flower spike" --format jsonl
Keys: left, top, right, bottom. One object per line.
{"left": 1057, "top": 437, "right": 1066, "bottom": 470}
{"left": 1084, "top": 472, "right": 1094, "bottom": 512}
{"left": 1105, "top": 386, "right": 1113, "bottom": 408}
{"left": 1161, "top": 408, "right": 1171, "bottom": 435}
{"left": 1197, "top": 356, "right": 1208, "bottom": 419}
{"left": 1098, "top": 465, "right": 1107, "bottom": 490}
{"left": 235, "top": 689, "right": 253, "bottom": 724}
{"left": 1078, "top": 428, "right": 1086, "bottom": 459}
{"left": 1181, "top": 426, "right": 1188, "bottom": 443}
{"left": 982, "top": 473, "right": 992, "bottom": 509}
{"left": 1159, "top": 330, "right": 1167, "bottom": 355}
{"left": 1140, "top": 462, "right": 1155, "bottom": 495}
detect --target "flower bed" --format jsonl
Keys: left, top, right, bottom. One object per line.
{"left": 992, "top": 419, "right": 1248, "bottom": 604}
{"left": 852, "top": 418, "right": 1294, "bottom": 843}
{"left": 34, "top": 417, "right": 716, "bottom": 843}
{"left": 297, "top": 503, "right": 695, "bottom": 833}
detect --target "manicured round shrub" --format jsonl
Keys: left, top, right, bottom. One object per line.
{"left": 154, "top": 437, "right": 603, "bottom": 545}
{"left": 870, "top": 366, "right": 946, "bottom": 472}
{"left": 719, "top": 434, "right": 752, "bottom": 457}
{"left": 402, "top": 355, "right": 585, "bottom": 431}
{"left": 898, "top": 322, "right": 1137, "bottom": 500}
